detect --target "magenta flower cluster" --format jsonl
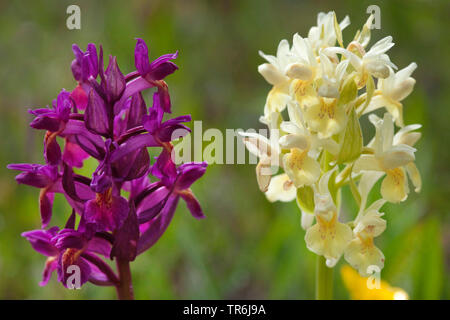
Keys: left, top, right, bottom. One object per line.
{"left": 8, "top": 39, "right": 207, "bottom": 290}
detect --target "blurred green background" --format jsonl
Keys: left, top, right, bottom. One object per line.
{"left": 0, "top": 0, "right": 448, "bottom": 299}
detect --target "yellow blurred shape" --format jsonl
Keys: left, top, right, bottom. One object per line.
{"left": 341, "top": 265, "right": 409, "bottom": 300}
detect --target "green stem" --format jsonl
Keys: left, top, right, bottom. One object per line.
{"left": 315, "top": 255, "right": 333, "bottom": 300}
{"left": 115, "top": 259, "right": 134, "bottom": 300}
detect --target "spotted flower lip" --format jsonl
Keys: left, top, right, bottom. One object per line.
{"left": 10, "top": 38, "right": 207, "bottom": 292}
{"left": 84, "top": 188, "right": 130, "bottom": 232}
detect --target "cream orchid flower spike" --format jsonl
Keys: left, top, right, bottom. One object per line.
{"left": 241, "top": 11, "right": 421, "bottom": 296}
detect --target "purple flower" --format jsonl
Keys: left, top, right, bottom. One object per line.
{"left": 71, "top": 43, "right": 99, "bottom": 83}
{"left": 136, "top": 150, "right": 207, "bottom": 253}
{"left": 113, "top": 39, "right": 178, "bottom": 115}
{"left": 84, "top": 188, "right": 129, "bottom": 232}
{"left": 8, "top": 163, "right": 60, "bottom": 227}
{"left": 22, "top": 214, "right": 117, "bottom": 288}
{"left": 110, "top": 91, "right": 191, "bottom": 163}
{"left": 10, "top": 39, "right": 207, "bottom": 296}
{"left": 29, "top": 89, "right": 72, "bottom": 132}
{"left": 70, "top": 43, "right": 100, "bottom": 111}
{"left": 53, "top": 228, "right": 113, "bottom": 288}
{"left": 134, "top": 38, "right": 179, "bottom": 82}
{"left": 21, "top": 227, "right": 60, "bottom": 286}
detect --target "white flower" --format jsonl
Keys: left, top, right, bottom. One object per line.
{"left": 258, "top": 39, "right": 292, "bottom": 86}
{"left": 283, "top": 148, "right": 321, "bottom": 188}
{"left": 307, "top": 11, "right": 350, "bottom": 52}
{"left": 303, "top": 96, "right": 347, "bottom": 139}
{"left": 324, "top": 36, "right": 397, "bottom": 82}
{"left": 265, "top": 173, "right": 296, "bottom": 202}
{"left": 240, "top": 129, "right": 282, "bottom": 192}
{"left": 280, "top": 102, "right": 340, "bottom": 155}
{"left": 344, "top": 221, "right": 386, "bottom": 277}
{"left": 305, "top": 170, "right": 353, "bottom": 266}
{"left": 345, "top": 206, "right": 387, "bottom": 277}
{"left": 290, "top": 34, "right": 318, "bottom": 81}
{"left": 258, "top": 40, "right": 293, "bottom": 121}
{"left": 258, "top": 37, "right": 318, "bottom": 122}
{"left": 344, "top": 172, "right": 387, "bottom": 276}
{"left": 363, "top": 63, "right": 417, "bottom": 126}
{"left": 317, "top": 53, "right": 350, "bottom": 98}
{"left": 353, "top": 113, "right": 420, "bottom": 203}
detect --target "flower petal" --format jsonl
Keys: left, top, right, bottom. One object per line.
{"left": 265, "top": 173, "right": 296, "bottom": 202}
{"left": 353, "top": 155, "right": 383, "bottom": 173}
{"left": 381, "top": 167, "right": 409, "bottom": 203}
{"left": 344, "top": 238, "right": 385, "bottom": 277}
{"left": 85, "top": 88, "right": 110, "bottom": 136}
{"left": 380, "top": 144, "right": 416, "bottom": 170}
{"left": 137, "top": 194, "right": 180, "bottom": 254}
{"left": 283, "top": 149, "right": 320, "bottom": 187}
{"left": 180, "top": 190, "right": 205, "bottom": 219}
{"left": 84, "top": 194, "right": 129, "bottom": 232}
{"left": 405, "top": 162, "right": 421, "bottom": 193}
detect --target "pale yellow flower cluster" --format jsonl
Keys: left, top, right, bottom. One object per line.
{"left": 242, "top": 12, "right": 421, "bottom": 276}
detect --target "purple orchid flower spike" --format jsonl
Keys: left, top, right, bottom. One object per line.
{"left": 9, "top": 39, "right": 207, "bottom": 299}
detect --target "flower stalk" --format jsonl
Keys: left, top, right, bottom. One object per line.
{"left": 116, "top": 259, "right": 134, "bottom": 300}
{"left": 316, "top": 255, "right": 333, "bottom": 300}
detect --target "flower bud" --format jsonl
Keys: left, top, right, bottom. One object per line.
{"left": 258, "top": 63, "right": 288, "bottom": 86}
{"left": 285, "top": 63, "right": 312, "bottom": 80}
{"left": 85, "top": 88, "right": 110, "bottom": 136}
{"left": 105, "top": 56, "right": 126, "bottom": 103}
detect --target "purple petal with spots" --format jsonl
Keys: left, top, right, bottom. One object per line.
{"left": 84, "top": 194, "right": 129, "bottom": 232}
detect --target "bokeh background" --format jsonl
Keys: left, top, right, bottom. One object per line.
{"left": 0, "top": 0, "right": 448, "bottom": 299}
